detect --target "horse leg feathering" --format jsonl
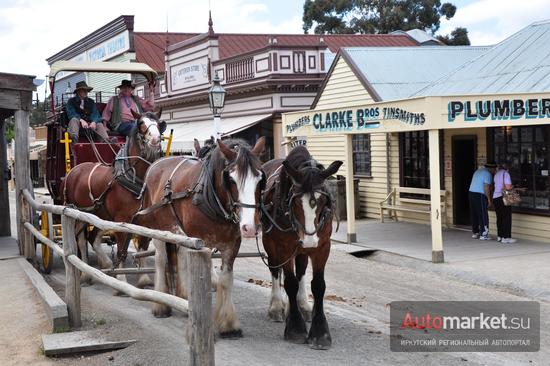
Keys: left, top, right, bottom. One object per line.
{"left": 296, "top": 254, "right": 312, "bottom": 322}
{"left": 268, "top": 268, "right": 286, "bottom": 322}
{"left": 283, "top": 264, "right": 308, "bottom": 344}
{"left": 215, "top": 253, "right": 242, "bottom": 338}
{"left": 307, "top": 250, "right": 332, "bottom": 350}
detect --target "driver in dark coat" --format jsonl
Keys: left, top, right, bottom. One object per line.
{"left": 66, "top": 81, "right": 111, "bottom": 143}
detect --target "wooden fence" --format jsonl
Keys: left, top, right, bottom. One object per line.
{"left": 21, "top": 189, "right": 215, "bottom": 366}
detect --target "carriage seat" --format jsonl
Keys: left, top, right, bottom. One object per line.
{"left": 96, "top": 102, "right": 106, "bottom": 115}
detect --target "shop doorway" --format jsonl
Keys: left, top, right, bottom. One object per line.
{"left": 452, "top": 136, "right": 477, "bottom": 225}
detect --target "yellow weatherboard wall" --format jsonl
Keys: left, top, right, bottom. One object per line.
{"left": 305, "top": 57, "right": 388, "bottom": 218}
{"left": 283, "top": 55, "right": 550, "bottom": 243}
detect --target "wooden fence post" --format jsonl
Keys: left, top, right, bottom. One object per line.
{"left": 186, "top": 247, "right": 214, "bottom": 366}
{"left": 62, "top": 214, "right": 81, "bottom": 328}
{"left": 14, "top": 109, "right": 34, "bottom": 257}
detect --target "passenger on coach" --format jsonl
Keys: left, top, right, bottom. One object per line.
{"left": 66, "top": 81, "right": 111, "bottom": 143}
{"left": 102, "top": 79, "right": 155, "bottom": 136}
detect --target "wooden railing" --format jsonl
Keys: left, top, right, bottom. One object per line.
{"left": 225, "top": 56, "right": 254, "bottom": 83}
{"left": 21, "top": 189, "right": 214, "bottom": 366}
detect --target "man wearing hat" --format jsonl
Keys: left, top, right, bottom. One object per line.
{"left": 102, "top": 79, "right": 155, "bottom": 136}
{"left": 468, "top": 161, "right": 497, "bottom": 240}
{"left": 66, "top": 81, "right": 111, "bottom": 142}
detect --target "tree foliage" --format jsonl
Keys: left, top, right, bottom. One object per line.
{"left": 302, "top": 0, "right": 469, "bottom": 45}
{"left": 29, "top": 101, "right": 47, "bottom": 127}
{"left": 4, "top": 117, "right": 15, "bottom": 144}
{"left": 436, "top": 27, "right": 470, "bottom": 45}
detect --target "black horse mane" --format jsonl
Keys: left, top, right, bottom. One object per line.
{"left": 284, "top": 145, "right": 326, "bottom": 193}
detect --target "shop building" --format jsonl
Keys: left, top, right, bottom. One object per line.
{"left": 157, "top": 16, "right": 419, "bottom": 157}
{"left": 283, "top": 20, "right": 550, "bottom": 260}
{"left": 46, "top": 15, "right": 196, "bottom": 105}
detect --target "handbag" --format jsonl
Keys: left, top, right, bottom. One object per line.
{"left": 500, "top": 171, "right": 521, "bottom": 206}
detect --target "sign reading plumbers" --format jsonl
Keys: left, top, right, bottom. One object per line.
{"left": 448, "top": 98, "right": 550, "bottom": 122}
{"left": 286, "top": 106, "right": 425, "bottom": 134}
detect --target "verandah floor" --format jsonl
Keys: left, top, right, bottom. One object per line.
{"left": 331, "top": 219, "right": 550, "bottom": 263}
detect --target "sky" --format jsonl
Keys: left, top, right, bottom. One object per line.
{"left": 1, "top": 0, "right": 550, "bottom": 99}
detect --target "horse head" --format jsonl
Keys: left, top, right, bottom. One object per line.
{"left": 194, "top": 137, "right": 216, "bottom": 159}
{"left": 130, "top": 109, "right": 166, "bottom": 161}
{"left": 282, "top": 146, "right": 342, "bottom": 248}
{"left": 216, "top": 137, "right": 266, "bottom": 238}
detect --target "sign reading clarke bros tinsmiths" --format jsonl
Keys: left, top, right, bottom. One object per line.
{"left": 285, "top": 106, "right": 425, "bottom": 135}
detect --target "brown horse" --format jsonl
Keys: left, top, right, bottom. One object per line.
{"left": 261, "top": 145, "right": 342, "bottom": 349}
{"left": 136, "top": 137, "right": 265, "bottom": 337}
{"left": 62, "top": 110, "right": 165, "bottom": 286}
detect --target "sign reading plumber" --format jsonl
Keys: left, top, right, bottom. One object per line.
{"left": 448, "top": 98, "right": 550, "bottom": 122}
{"left": 170, "top": 57, "right": 209, "bottom": 91}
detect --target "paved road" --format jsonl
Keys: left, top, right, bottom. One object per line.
{"left": 36, "top": 238, "right": 548, "bottom": 366}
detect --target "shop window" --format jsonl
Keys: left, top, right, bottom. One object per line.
{"left": 489, "top": 126, "right": 549, "bottom": 212}
{"left": 399, "top": 131, "right": 444, "bottom": 199}
{"left": 352, "top": 134, "right": 371, "bottom": 177}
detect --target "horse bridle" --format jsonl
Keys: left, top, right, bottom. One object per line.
{"left": 262, "top": 163, "right": 333, "bottom": 236}
{"left": 287, "top": 185, "right": 332, "bottom": 236}
{"left": 256, "top": 170, "right": 333, "bottom": 270}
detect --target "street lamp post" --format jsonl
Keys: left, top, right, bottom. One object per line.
{"left": 207, "top": 72, "right": 226, "bottom": 139}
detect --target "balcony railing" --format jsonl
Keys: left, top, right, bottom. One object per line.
{"left": 225, "top": 56, "right": 254, "bottom": 83}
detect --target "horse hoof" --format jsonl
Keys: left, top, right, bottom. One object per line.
{"left": 152, "top": 305, "right": 172, "bottom": 318}
{"left": 219, "top": 329, "right": 243, "bottom": 339}
{"left": 308, "top": 334, "right": 332, "bottom": 350}
{"left": 268, "top": 308, "right": 285, "bottom": 322}
{"left": 137, "top": 276, "right": 154, "bottom": 289}
{"left": 284, "top": 330, "right": 307, "bottom": 344}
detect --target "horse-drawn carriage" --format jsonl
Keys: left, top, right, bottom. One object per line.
{"left": 37, "top": 61, "right": 170, "bottom": 273}
{"left": 37, "top": 61, "right": 341, "bottom": 350}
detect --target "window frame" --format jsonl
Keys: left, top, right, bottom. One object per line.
{"left": 398, "top": 131, "right": 445, "bottom": 199}
{"left": 352, "top": 134, "right": 372, "bottom": 178}
{"left": 487, "top": 126, "right": 550, "bottom": 215}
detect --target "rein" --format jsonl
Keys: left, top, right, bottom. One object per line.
{"left": 113, "top": 123, "right": 161, "bottom": 197}
{"left": 261, "top": 176, "right": 332, "bottom": 236}
{"left": 84, "top": 129, "right": 113, "bottom": 166}
{"left": 134, "top": 143, "right": 264, "bottom": 236}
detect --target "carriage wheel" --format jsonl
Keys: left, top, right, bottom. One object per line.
{"left": 40, "top": 210, "right": 54, "bottom": 274}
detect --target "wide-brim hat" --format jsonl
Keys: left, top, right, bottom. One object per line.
{"left": 74, "top": 81, "right": 93, "bottom": 93}
{"left": 484, "top": 161, "right": 497, "bottom": 168}
{"left": 118, "top": 79, "right": 135, "bottom": 89}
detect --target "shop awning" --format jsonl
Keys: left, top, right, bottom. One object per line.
{"left": 165, "top": 114, "right": 272, "bottom": 152}
{"left": 29, "top": 142, "right": 47, "bottom": 160}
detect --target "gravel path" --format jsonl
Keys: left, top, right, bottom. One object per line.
{"left": 33, "top": 238, "right": 548, "bottom": 366}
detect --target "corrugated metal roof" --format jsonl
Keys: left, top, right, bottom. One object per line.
{"left": 163, "top": 33, "right": 417, "bottom": 61}
{"left": 137, "top": 32, "right": 417, "bottom": 71}
{"left": 342, "top": 46, "right": 490, "bottom": 101}
{"left": 414, "top": 19, "right": 550, "bottom": 96}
